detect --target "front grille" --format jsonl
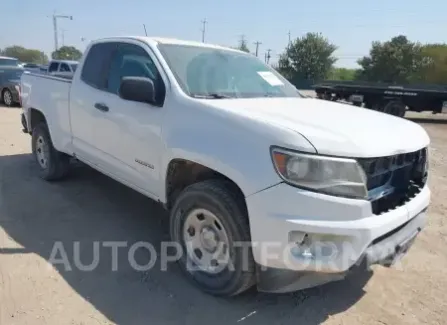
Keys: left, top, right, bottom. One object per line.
{"left": 357, "top": 148, "right": 427, "bottom": 215}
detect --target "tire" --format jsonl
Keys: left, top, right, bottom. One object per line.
{"left": 170, "top": 179, "right": 255, "bottom": 296}
{"left": 383, "top": 101, "right": 406, "bottom": 118}
{"left": 31, "top": 122, "right": 70, "bottom": 180}
{"left": 2, "top": 89, "right": 14, "bottom": 107}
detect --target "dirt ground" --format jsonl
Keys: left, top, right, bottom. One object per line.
{"left": 0, "top": 105, "right": 446, "bottom": 325}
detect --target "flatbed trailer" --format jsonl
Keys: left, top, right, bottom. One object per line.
{"left": 313, "top": 80, "right": 447, "bottom": 117}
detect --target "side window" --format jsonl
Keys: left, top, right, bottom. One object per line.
{"left": 81, "top": 42, "right": 117, "bottom": 89}
{"left": 60, "top": 63, "right": 70, "bottom": 72}
{"left": 48, "top": 62, "right": 59, "bottom": 72}
{"left": 106, "top": 43, "right": 161, "bottom": 95}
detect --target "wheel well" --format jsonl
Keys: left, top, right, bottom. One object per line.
{"left": 29, "top": 108, "right": 47, "bottom": 132}
{"left": 165, "top": 159, "right": 247, "bottom": 212}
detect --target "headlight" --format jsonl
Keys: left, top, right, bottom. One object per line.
{"left": 271, "top": 147, "right": 368, "bottom": 199}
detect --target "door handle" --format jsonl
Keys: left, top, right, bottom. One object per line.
{"left": 94, "top": 102, "right": 109, "bottom": 112}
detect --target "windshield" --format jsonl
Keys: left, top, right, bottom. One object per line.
{"left": 0, "top": 58, "right": 19, "bottom": 67}
{"left": 157, "top": 44, "right": 301, "bottom": 99}
{"left": 70, "top": 63, "right": 78, "bottom": 72}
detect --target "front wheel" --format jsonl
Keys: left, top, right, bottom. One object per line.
{"left": 170, "top": 180, "right": 255, "bottom": 296}
{"left": 31, "top": 122, "right": 70, "bottom": 180}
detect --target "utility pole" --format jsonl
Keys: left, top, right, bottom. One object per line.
{"left": 52, "top": 12, "right": 73, "bottom": 52}
{"left": 253, "top": 41, "right": 262, "bottom": 57}
{"left": 143, "top": 24, "right": 148, "bottom": 36}
{"left": 288, "top": 30, "right": 291, "bottom": 45}
{"left": 265, "top": 49, "right": 272, "bottom": 64}
{"left": 61, "top": 29, "right": 66, "bottom": 47}
{"left": 201, "top": 19, "right": 207, "bottom": 42}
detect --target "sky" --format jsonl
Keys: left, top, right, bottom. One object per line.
{"left": 1, "top": 0, "right": 446, "bottom": 68}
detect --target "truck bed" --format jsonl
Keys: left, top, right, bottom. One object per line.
{"left": 21, "top": 73, "right": 73, "bottom": 153}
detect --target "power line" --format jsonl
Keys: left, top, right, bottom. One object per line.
{"left": 52, "top": 12, "right": 73, "bottom": 51}
{"left": 143, "top": 24, "right": 148, "bottom": 36}
{"left": 201, "top": 19, "right": 207, "bottom": 42}
{"left": 265, "top": 49, "right": 272, "bottom": 64}
{"left": 61, "top": 29, "right": 66, "bottom": 46}
{"left": 238, "top": 34, "right": 248, "bottom": 50}
{"left": 253, "top": 41, "right": 262, "bottom": 57}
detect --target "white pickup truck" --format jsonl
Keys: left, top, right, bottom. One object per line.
{"left": 20, "top": 36, "right": 430, "bottom": 296}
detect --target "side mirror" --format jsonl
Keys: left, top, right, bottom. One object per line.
{"left": 119, "top": 77, "right": 156, "bottom": 105}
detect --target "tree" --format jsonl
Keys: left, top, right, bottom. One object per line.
{"left": 329, "top": 67, "right": 358, "bottom": 81}
{"left": 357, "top": 35, "right": 425, "bottom": 83}
{"left": 51, "top": 46, "right": 82, "bottom": 61}
{"left": 418, "top": 44, "right": 447, "bottom": 84}
{"left": 277, "top": 32, "right": 337, "bottom": 84}
{"left": 237, "top": 39, "right": 250, "bottom": 53}
{"left": 1, "top": 45, "right": 48, "bottom": 64}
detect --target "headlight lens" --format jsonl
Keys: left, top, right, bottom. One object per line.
{"left": 271, "top": 148, "right": 368, "bottom": 199}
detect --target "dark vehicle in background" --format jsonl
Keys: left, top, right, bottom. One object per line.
{"left": 47, "top": 59, "right": 78, "bottom": 78}
{"left": 22, "top": 63, "right": 42, "bottom": 74}
{"left": 0, "top": 56, "right": 24, "bottom": 106}
{"left": 313, "top": 80, "right": 447, "bottom": 118}
{"left": 39, "top": 65, "right": 48, "bottom": 74}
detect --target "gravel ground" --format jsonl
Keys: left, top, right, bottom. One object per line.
{"left": 1, "top": 105, "right": 446, "bottom": 325}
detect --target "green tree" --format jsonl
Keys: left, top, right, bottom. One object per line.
{"left": 51, "top": 46, "right": 82, "bottom": 61}
{"left": 237, "top": 39, "right": 250, "bottom": 53}
{"left": 1, "top": 45, "right": 48, "bottom": 64}
{"left": 418, "top": 44, "right": 447, "bottom": 83}
{"left": 357, "top": 35, "right": 425, "bottom": 83}
{"left": 277, "top": 32, "right": 337, "bottom": 83}
{"left": 329, "top": 67, "right": 358, "bottom": 81}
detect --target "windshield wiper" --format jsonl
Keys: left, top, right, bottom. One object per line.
{"left": 191, "top": 93, "right": 233, "bottom": 99}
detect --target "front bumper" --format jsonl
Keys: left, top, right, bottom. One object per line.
{"left": 246, "top": 183, "right": 430, "bottom": 292}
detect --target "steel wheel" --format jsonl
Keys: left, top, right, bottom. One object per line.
{"left": 183, "top": 208, "right": 230, "bottom": 274}
{"left": 35, "top": 135, "right": 49, "bottom": 169}
{"left": 3, "top": 89, "right": 13, "bottom": 106}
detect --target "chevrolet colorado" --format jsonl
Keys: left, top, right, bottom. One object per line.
{"left": 20, "top": 36, "right": 430, "bottom": 296}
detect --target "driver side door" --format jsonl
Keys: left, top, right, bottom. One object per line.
{"left": 92, "top": 41, "right": 166, "bottom": 197}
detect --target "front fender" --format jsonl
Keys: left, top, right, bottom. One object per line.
{"left": 159, "top": 103, "right": 316, "bottom": 201}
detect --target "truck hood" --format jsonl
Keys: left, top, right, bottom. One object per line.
{"left": 204, "top": 97, "right": 430, "bottom": 158}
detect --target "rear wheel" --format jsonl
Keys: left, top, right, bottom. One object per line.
{"left": 2, "top": 89, "right": 14, "bottom": 107}
{"left": 31, "top": 122, "right": 70, "bottom": 180}
{"left": 170, "top": 180, "right": 255, "bottom": 296}
{"left": 383, "top": 101, "right": 406, "bottom": 117}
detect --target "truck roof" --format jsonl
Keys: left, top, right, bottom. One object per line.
{"left": 94, "top": 36, "right": 242, "bottom": 52}
{"left": 0, "top": 56, "right": 18, "bottom": 60}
